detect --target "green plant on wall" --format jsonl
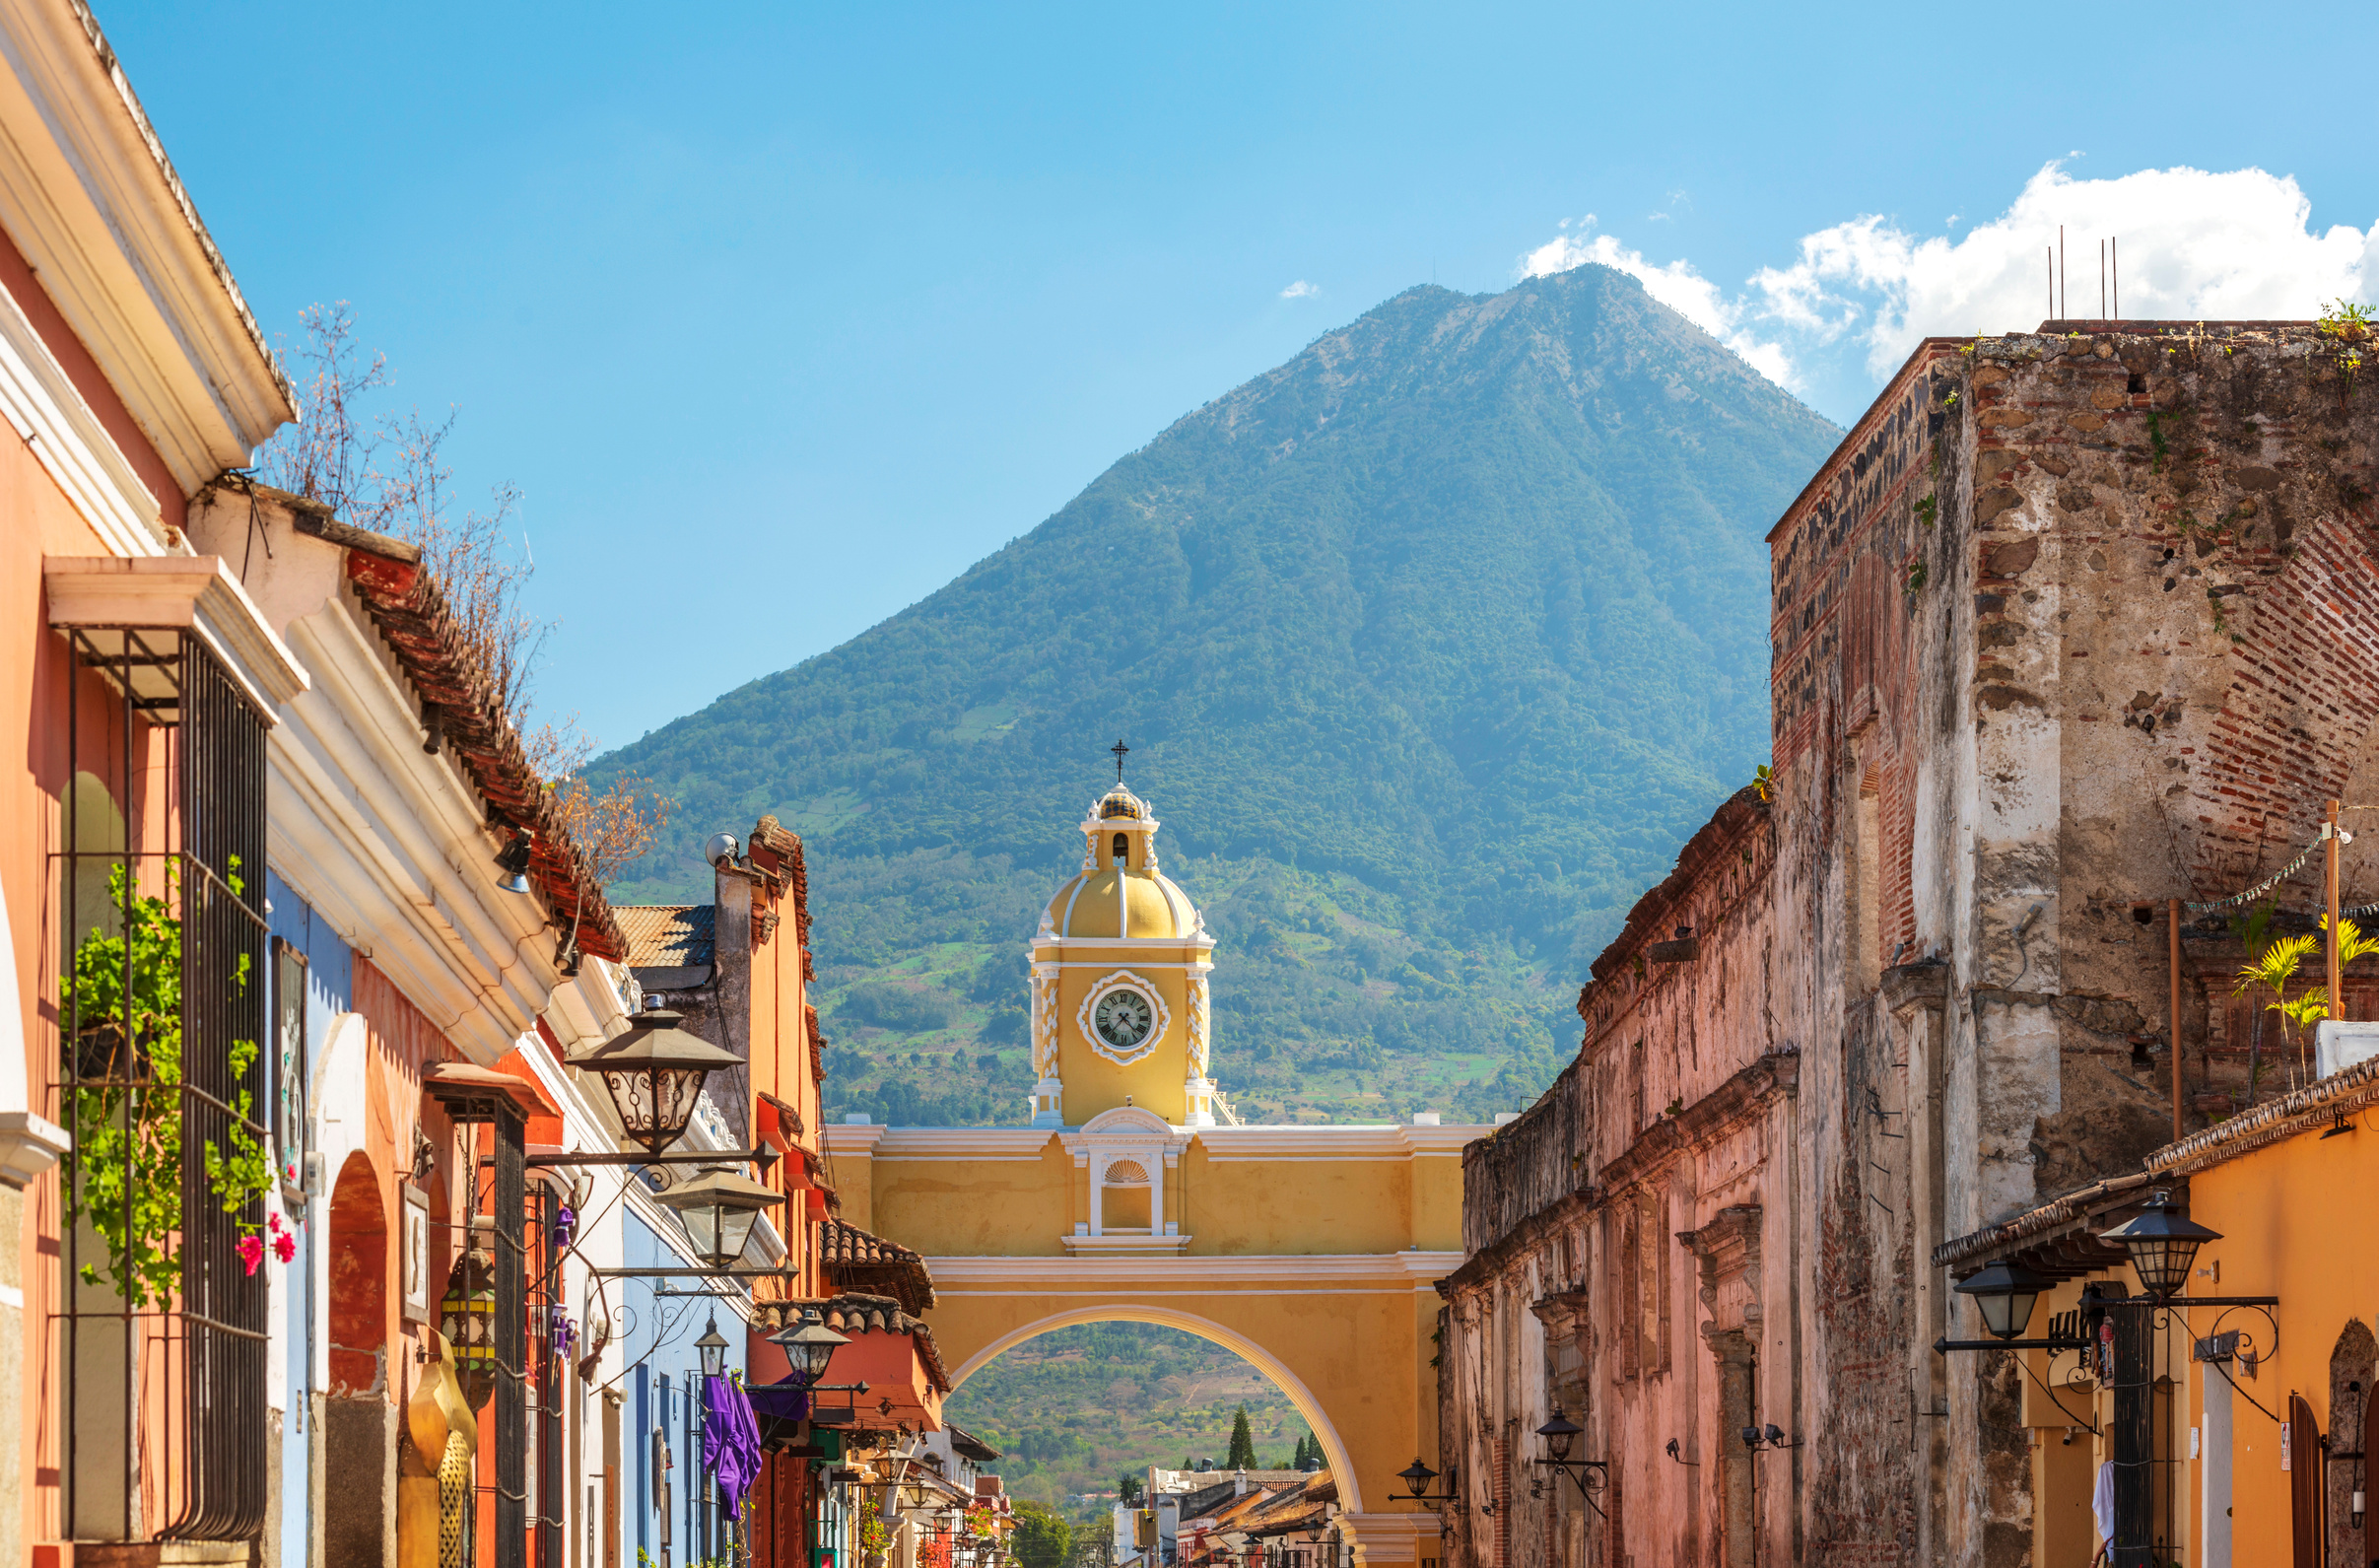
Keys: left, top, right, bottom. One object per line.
{"left": 62, "top": 858, "right": 272, "bottom": 1311}
{"left": 2234, "top": 929, "right": 2321, "bottom": 1094}
{"left": 2319, "top": 301, "right": 2373, "bottom": 404}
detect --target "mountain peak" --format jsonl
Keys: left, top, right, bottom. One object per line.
{"left": 593, "top": 272, "right": 1840, "bottom": 1126}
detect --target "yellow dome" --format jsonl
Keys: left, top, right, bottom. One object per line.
{"left": 1044, "top": 867, "right": 1198, "bottom": 940}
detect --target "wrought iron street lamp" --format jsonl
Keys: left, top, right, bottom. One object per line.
{"left": 697, "top": 1313, "right": 730, "bottom": 1379}
{"left": 1530, "top": 1407, "right": 1608, "bottom": 1515}
{"left": 1389, "top": 1459, "right": 1456, "bottom": 1513}
{"left": 2097, "top": 1190, "right": 2221, "bottom": 1301}
{"left": 652, "top": 1165, "right": 784, "bottom": 1268}
{"left": 1952, "top": 1257, "right": 2052, "bottom": 1340}
{"left": 564, "top": 1007, "right": 743, "bottom": 1155}
{"left": 770, "top": 1305, "right": 852, "bottom": 1387}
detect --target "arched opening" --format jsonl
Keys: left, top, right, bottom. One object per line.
{"left": 325, "top": 1150, "right": 392, "bottom": 1566}
{"left": 1113, "top": 833, "right": 1129, "bottom": 867}
{"left": 1102, "top": 1158, "right": 1153, "bottom": 1234}
{"left": 945, "top": 1305, "right": 1363, "bottom": 1513}
{"left": 2329, "top": 1319, "right": 2375, "bottom": 1566}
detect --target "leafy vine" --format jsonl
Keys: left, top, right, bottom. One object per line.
{"left": 63, "top": 858, "right": 275, "bottom": 1310}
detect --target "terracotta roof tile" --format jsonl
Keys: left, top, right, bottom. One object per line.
{"left": 616, "top": 904, "right": 715, "bottom": 969}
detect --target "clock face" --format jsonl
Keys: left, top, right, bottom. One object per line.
{"left": 1094, "top": 988, "right": 1155, "bottom": 1051}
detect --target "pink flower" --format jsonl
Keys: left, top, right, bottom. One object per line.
{"left": 268, "top": 1212, "right": 285, "bottom": 1238}
{"left": 238, "top": 1236, "right": 264, "bottom": 1276}
{"left": 272, "top": 1231, "right": 296, "bottom": 1264}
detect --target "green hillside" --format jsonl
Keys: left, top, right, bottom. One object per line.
{"left": 590, "top": 266, "right": 1839, "bottom": 1125}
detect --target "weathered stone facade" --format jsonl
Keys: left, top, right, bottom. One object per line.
{"left": 1440, "top": 319, "right": 2379, "bottom": 1567}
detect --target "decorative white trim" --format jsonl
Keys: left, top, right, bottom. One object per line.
{"left": 925, "top": 1251, "right": 1461, "bottom": 1286}
{"left": 1186, "top": 973, "right": 1210, "bottom": 1078}
{"left": 820, "top": 1122, "right": 890, "bottom": 1156}
{"left": 1076, "top": 969, "right": 1170, "bottom": 1065}
{"left": 0, "top": 264, "right": 157, "bottom": 552}
{"left": 1061, "top": 1232, "right": 1190, "bottom": 1257}
{"left": 44, "top": 554, "right": 308, "bottom": 717}
{"left": 0, "top": 1110, "right": 69, "bottom": 1188}
{"left": 1192, "top": 1125, "right": 1485, "bottom": 1159}
{"left": 837, "top": 1126, "right": 1053, "bottom": 1157}
{"left": 1031, "top": 969, "right": 1059, "bottom": 1077}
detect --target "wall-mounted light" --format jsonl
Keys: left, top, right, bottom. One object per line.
{"left": 2097, "top": 1190, "right": 2220, "bottom": 1301}
{"left": 1952, "top": 1256, "right": 2053, "bottom": 1340}
{"left": 564, "top": 1006, "right": 743, "bottom": 1156}
{"left": 493, "top": 829, "right": 535, "bottom": 895}
{"left": 697, "top": 1313, "right": 729, "bottom": 1380}
{"left": 651, "top": 1165, "right": 784, "bottom": 1269}
{"left": 1532, "top": 1408, "right": 1608, "bottom": 1515}
{"left": 770, "top": 1305, "right": 851, "bottom": 1388}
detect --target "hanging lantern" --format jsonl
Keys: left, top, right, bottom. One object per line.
{"left": 697, "top": 1313, "right": 730, "bottom": 1380}
{"left": 1952, "top": 1257, "right": 2053, "bottom": 1340}
{"left": 564, "top": 1006, "right": 743, "bottom": 1156}
{"left": 769, "top": 1305, "right": 851, "bottom": 1388}
{"left": 440, "top": 1238, "right": 498, "bottom": 1409}
{"left": 649, "top": 1166, "right": 784, "bottom": 1269}
{"left": 2098, "top": 1190, "right": 2221, "bottom": 1301}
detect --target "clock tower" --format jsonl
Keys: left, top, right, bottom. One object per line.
{"left": 1026, "top": 773, "right": 1218, "bottom": 1127}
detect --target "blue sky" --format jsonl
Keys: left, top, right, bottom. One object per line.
{"left": 107, "top": 1, "right": 2379, "bottom": 755}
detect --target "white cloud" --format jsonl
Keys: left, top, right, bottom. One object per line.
{"left": 1280, "top": 280, "right": 1320, "bottom": 300}
{"left": 1522, "top": 220, "right": 1796, "bottom": 386}
{"left": 1521, "top": 164, "right": 2379, "bottom": 404}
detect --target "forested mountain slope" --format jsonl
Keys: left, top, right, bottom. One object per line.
{"left": 590, "top": 265, "right": 1839, "bottom": 1125}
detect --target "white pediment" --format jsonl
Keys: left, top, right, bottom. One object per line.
{"left": 1080, "top": 1105, "right": 1173, "bottom": 1135}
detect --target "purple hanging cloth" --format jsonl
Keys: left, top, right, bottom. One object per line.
{"left": 704, "top": 1374, "right": 765, "bottom": 1517}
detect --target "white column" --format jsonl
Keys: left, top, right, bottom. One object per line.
{"left": 2201, "top": 1356, "right": 2232, "bottom": 1568}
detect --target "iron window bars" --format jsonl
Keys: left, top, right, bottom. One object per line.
{"left": 57, "top": 628, "right": 271, "bottom": 1541}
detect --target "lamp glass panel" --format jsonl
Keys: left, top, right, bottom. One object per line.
{"left": 2129, "top": 1235, "right": 2200, "bottom": 1296}
{"left": 793, "top": 1336, "right": 838, "bottom": 1383}
{"left": 680, "top": 1201, "right": 723, "bottom": 1265}
{"left": 1975, "top": 1281, "right": 2040, "bottom": 1339}
{"left": 717, "top": 1205, "right": 761, "bottom": 1267}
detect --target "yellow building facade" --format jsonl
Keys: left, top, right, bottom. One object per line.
{"left": 823, "top": 780, "right": 1482, "bottom": 1567}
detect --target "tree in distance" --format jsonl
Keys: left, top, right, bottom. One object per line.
{"left": 1012, "top": 1501, "right": 1072, "bottom": 1568}
{"left": 1226, "top": 1406, "right": 1257, "bottom": 1470}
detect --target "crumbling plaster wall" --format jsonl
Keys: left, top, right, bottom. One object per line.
{"left": 1905, "top": 321, "right": 2379, "bottom": 1567}
{"left": 1450, "top": 320, "right": 2379, "bottom": 1568}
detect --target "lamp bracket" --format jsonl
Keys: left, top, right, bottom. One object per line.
{"left": 1530, "top": 1458, "right": 1609, "bottom": 1515}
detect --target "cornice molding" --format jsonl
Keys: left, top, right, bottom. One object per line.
{"left": 923, "top": 1251, "right": 1462, "bottom": 1289}
{"left": 1597, "top": 1047, "right": 1800, "bottom": 1193}
{"left": 0, "top": 0, "right": 293, "bottom": 493}
{"left": 0, "top": 247, "right": 157, "bottom": 550}
{"left": 264, "top": 594, "right": 565, "bottom": 1063}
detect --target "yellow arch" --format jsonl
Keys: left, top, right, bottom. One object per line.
{"left": 946, "top": 1303, "right": 1369, "bottom": 1513}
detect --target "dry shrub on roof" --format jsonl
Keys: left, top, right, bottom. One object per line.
{"left": 258, "top": 302, "right": 670, "bottom": 886}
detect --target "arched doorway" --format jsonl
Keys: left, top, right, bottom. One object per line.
{"left": 326, "top": 1150, "right": 393, "bottom": 1565}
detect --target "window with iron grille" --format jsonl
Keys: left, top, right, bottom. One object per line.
{"left": 56, "top": 629, "right": 270, "bottom": 1542}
